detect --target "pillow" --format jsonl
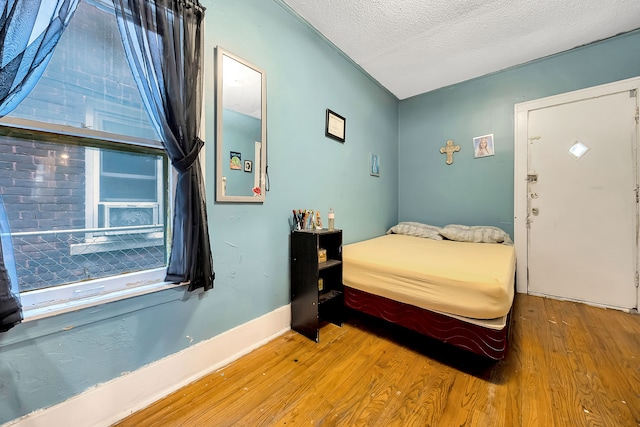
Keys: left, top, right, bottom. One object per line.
{"left": 440, "top": 224, "right": 513, "bottom": 245}
{"left": 386, "top": 222, "right": 443, "bottom": 240}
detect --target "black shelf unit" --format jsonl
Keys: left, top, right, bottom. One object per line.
{"left": 290, "top": 228, "right": 344, "bottom": 342}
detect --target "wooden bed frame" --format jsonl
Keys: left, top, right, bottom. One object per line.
{"left": 344, "top": 286, "right": 513, "bottom": 360}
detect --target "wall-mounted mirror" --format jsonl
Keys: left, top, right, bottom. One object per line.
{"left": 215, "top": 47, "right": 266, "bottom": 202}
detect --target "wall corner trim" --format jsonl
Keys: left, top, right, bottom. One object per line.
{"left": 4, "top": 305, "right": 292, "bottom": 427}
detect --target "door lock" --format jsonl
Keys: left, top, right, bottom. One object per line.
{"left": 531, "top": 208, "right": 539, "bottom": 216}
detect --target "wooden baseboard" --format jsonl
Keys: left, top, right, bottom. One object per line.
{"left": 5, "top": 305, "right": 291, "bottom": 427}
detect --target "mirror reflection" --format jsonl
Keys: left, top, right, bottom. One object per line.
{"left": 215, "top": 47, "right": 266, "bottom": 202}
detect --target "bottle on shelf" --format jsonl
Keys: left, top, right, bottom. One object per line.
{"left": 328, "top": 208, "right": 335, "bottom": 231}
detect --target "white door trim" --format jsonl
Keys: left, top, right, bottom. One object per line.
{"left": 514, "top": 76, "right": 640, "bottom": 310}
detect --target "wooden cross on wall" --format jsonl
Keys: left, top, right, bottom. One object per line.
{"left": 439, "top": 139, "right": 460, "bottom": 165}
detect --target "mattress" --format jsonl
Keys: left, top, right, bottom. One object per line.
{"left": 342, "top": 234, "right": 516, "bottom": 321}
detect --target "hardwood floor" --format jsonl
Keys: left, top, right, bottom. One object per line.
{"left": 113, "top": 294, "right": 640, "bottom": 426}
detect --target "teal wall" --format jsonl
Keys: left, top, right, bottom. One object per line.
{"left": 0, "top": 0, "right": 398, "bottom": 423}
{"left": 399, "top": 30, "right": 640, "bottom": 237}
{"left": 3, "top": 1, "right": 637, "bottom": 422}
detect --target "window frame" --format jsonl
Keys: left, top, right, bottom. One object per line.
{"left": 0, "top": 117, "right": 176, "bottom": 321}
{"left": 85, "top": 147, "right": 166, "bottom": 246}
{"left": 0, "top": 0, "right": 201, "bottom": 321}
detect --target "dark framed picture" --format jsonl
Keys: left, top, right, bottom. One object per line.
{"left": 244, "top": 160, "right": 253, "bottom": 173}
{"left": 325, "top": 109, "right": 346, "bottom": 142}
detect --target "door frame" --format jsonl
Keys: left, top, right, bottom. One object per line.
{"left": 514, "top": 76, "right": 640, "bottom": 309}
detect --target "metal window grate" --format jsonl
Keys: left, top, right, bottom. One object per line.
{"left": 11, "top": 225, "right": 166, "bottom": 292}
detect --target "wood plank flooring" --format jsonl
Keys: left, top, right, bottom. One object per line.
{"left": 113, "top": 294, "right": 640, "bottom": 426}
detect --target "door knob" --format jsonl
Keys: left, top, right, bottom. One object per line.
{"left": 531, "top": 208, "right": 539, "bottom": 216}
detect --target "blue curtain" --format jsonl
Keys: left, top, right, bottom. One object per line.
{"left": 114, "top": 0, "right": 214, "bottom": 292}
{"left": 0, "top": 0, "right": 80, "bottom": 117}
{"left": 0, "top": 0, "right": 80, "bottom": 331}
{"left": 0, "top": 195, "right": 20, "bottom": 332}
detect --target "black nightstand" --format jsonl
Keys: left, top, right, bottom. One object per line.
{"left": 290, "top": 229, "right": 344, "bottom": 342}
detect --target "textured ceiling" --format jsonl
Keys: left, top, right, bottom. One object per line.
{"left": 281, "top": 0, "right": 640, "bottom": 99}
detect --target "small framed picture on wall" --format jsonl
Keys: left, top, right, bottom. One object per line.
{"left": 230, "top": 151, "right": 242, "bottom": 169}
{"left": 325, "top": 109, "right": 346, "bottom": 142}
{"left": 473, "top": 134, "right": 495, "bottom": 158}
{"left": 370, "top": 153, "right": 380, "bottom": 177}
{"left": 244, "top": 160, "right": 253, "bottom": 173}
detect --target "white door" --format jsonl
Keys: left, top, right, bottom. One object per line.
{"left": 527, "top": 90, "right": 638, "bottom": 309}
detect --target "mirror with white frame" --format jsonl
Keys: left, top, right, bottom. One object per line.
{"left": 215, "top": 47, "right": 266, "bottom": 202}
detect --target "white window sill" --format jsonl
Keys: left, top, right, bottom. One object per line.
{"left": 20, "top": 268, "right": 188, "bottom": 322}
{"left": 2, "top": 271, "right": 190, "bottom": 348}
{"left": 23, "top": 280, "right": 184, "bottom": 322}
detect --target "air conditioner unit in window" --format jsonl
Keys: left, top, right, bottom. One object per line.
{"left": 98, "top": 203, "right": 160, "bottom": 233}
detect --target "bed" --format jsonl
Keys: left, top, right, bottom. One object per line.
{"left": 342, "top": 223, "right": 516, "bottom": 360}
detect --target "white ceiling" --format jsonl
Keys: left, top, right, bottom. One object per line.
{"left": 281, "top": 0, "right": 640, "bottom": 100}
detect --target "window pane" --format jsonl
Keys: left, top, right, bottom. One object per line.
{"left": 0, "top": 0, "right": 170, "bottom": 298}
{"left": 0, "top": 0, "right": 170, "bottom": 296}
{"left": 100, "top": 151, "right": 158, "bottom": 202}
{"left": 0, "top": 135, "right": 167, "bottom": 293}
{"left": 7, "top": 0, "right": 160, "bottom": 143}
{"left": 100, "top": 176, "right": 158, "bottom": 202}
{"left": 102, "top": 151, "right": 156, "bottom": 176}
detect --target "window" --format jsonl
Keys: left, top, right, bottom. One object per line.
{"left": 0, "top": 0, "right": 173, "bottom": 313}
{"left": 97, "top": 149, "right": 163, "bottom": 229}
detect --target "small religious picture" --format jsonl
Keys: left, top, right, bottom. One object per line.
{"left": 370, "top": 153, "right": 380, "bottom": 176}
{"left": 473, "top": 134, "right": 495, "bottom": 158}
{"left": 244, "top": 160, "right": 253, "bottom": 173}
{"left": 230, "top": 151, "right": 241, "bottom": 170}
